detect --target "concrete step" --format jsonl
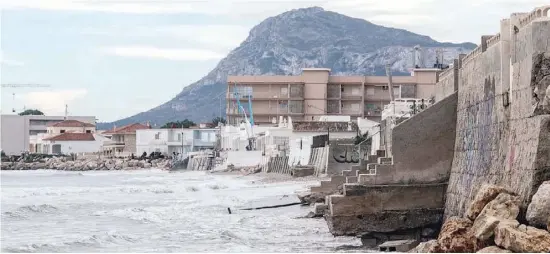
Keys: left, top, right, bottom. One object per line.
{"left": 357, "top": 164, "right": 395, "bottom": 185}
{"left": 329, "top": 183, "right": 448, "bottom": 214}
{"left": 346, "top": 176, "right": 358, "bottom": 183}
{"left": 310, "top": 186, "right": 322, "bottom": 193}
{"left": 342, "top": 169, "right": 357, "bottom": 176}
{"left": 378, "top": 157, "right": 393, "bottom": 165}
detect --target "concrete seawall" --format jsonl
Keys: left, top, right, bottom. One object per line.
{"left": 445, "top": 12, "right": 550, "bottom": 218}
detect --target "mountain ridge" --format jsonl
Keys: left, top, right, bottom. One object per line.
{"left": 97, "top": 6, "right": 476, "bottom": 129}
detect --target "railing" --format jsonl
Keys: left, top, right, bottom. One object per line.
{"left": 461, "top": 45, "right": 484, "bottom": 67}
{"left": 103, "top": 140, "right": 125, "bottom": 146}
{"left": 227, "top": 91, "right": 303, "bottom": 100}
{"left": 486, "top": 33, "right": 501, "bottom": 49}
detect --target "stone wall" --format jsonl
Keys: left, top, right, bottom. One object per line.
{"left": 445, "top": 15, "right": 550, "bottom": 218}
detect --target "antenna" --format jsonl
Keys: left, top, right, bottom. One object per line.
{"left": 64, "top": 104, "right": 68, "bottom": 120}
{"left": 12, "top": 93, "right": 15, "bottom": 113}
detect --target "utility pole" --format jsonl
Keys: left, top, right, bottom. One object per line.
{"left": 64, "top": 104, "right": 68, "bottom": 120}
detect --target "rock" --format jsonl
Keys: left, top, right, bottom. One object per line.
{"left": 297, "top": 192, "right": 327, "bottom": 205}
{"left": 408, "top": 240, "right": 440, "bottom": 253}
{"left": 495, "top": 222, "right": 550, "bottom": 253}
{"left": 437, "top": 217, "right": 486, "bottom": 253}
{"left": 526, "top": 181, "right": 550, "bottom": 228}
{"left": 471, "top": 193, "right": 521, "bottom": 240}
{"left": 476, "top": 246, "right": 511, "bottom": 253}
{"left": 466, "top": 184, "right": 513, "bottom": 220}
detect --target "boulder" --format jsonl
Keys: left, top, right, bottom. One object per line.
{"left": 297, "top": 192, "right": 327, "bottom": 205}
{"left": 476, "top": 246, "right": 511, "bottom": 253}
{"left": 466, "top": 184, "right": 513, "bottom": 220}
{"left": 408, "top": 240, "right": 440, "bottom": 253}
{"left": 495, "top": 222, "right": 550, "bottom": 253}
{"left": 437, "top": 216, "right": 486, "bottom": 253}
{"left": 526, "top": 181, "right": 550, "bottom": 228}
{"left": 471, "top": 193, "right": 521, "bottom": 240}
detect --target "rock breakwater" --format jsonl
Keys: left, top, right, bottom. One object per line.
{"left": 1, "top": 157, "right": 172, "bottom": 171}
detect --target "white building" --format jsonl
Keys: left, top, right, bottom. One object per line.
{"left": 136, "top": 127, "right": 218, "bottom": 157}
{"left": 29, "top": 119, "right": 108, "bottom": 155}
{"left": 38, "top": 133, "right": 110, "bottom": 154}
{"left": 0, "top": 114, "right": 96, "bottom": 155}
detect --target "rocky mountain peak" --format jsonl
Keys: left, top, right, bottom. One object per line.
{"left": 97, "top": 7, "right": 476, "bottom": 129}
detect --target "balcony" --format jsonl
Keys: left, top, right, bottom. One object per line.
{"left": 227, "top": 91, "right": 303, "bottom": 100}
{"left": 103, "top": 140, "right": 125, "bottom": 147}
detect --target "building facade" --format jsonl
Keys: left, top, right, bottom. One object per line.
{"left": 226, "top": 68, "right": 440, "bottom": 125}
{"left": 136, "top": 128, "right": 218, "bottom": 156}
{"left": 0, "top": 114, "right": 96, "bottom": 155}
{"left": 29, "top": 119, "right": 102, "bottom": 154}
{"left": 102, "top": 123, "right": 151, "bottom": 157}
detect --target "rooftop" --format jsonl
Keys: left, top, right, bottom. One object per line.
{"left": 48, "top": 119, "right": 95, "bottom": 128}
{"left": 103, "top": 123, "right": 150, "bottom": 134}
{"left": 43, "top": 133, "right": 96, "bottom": 141}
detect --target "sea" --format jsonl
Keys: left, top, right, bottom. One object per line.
{"left": 1, "top": 169, "right": 363, "bottom": 252}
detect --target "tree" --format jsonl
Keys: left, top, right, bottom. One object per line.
{"left": 211, "top": 117, "right": 226, "bottom": 126}
{"left": 18, "top": 109, "right": 44, "bottom": 116}
{"left": 160, "top": 119, "right": 196, "bottom": 129}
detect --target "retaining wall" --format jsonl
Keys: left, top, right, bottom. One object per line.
{"left": 445, "top": 14, "right": 550, "bottom": 217}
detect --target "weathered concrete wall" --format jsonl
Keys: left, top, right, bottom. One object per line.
{"left": 386, "top": 92, "right": 458, "bottom": 184}
{"left": 435, "top": 64, "right": 456, "bottom": 102}
{"left": 445, "top": 17, "right": 550, "bottom": 218}
{"left": 326, "top": 139, "right": 362, "bottom": 176}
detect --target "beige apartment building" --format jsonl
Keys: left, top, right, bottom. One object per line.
{"left": 226, "top": 68, "right": 440, "bottom": 125}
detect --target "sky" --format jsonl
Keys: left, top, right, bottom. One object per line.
{"left": 0, "top": 0, "right": 547, "bottom": 122}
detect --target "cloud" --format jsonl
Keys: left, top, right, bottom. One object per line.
{"left": 82, "top": 25, "right": 251, "bottom": 51}
{"left": 0, "top": 51, "right": 24, "bottom": 67}
{"left": 101, "top": 46, "right": 225, "bottom": 61}
{"left": 23, "top": 89, "right": 88, "bottom": 115}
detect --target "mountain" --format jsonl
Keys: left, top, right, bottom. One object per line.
{"left": 97, "top": 7, "right": 475, "bottom": 129}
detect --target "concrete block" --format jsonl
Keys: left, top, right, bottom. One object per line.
{"left": 376, "top": 150, "right": 386, "bottom": 157}
{"left": 291, "top": 166, "right": 314, "bottom": 177}
{"left": 331, "top": 175, "right": 346, "bottom": 184}
{"left": 342, "top": 169, "right": 356, "bottom": 177}
{"left": 325, "top": 208, "right": 444, "bottom": 236}
{"left": 346, "top": 176, "right": 358, "bottom": 183}
{"left": 334, "top": 183, "right": 447, "bottom": 213}
{"left": 310, "top": 186, "right": 322, "bottom": 193}
{"left": 378, "top": 157, "right": 393, "bottom": 165}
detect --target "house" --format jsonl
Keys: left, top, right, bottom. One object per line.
{"left": 29, "top": 119, "right": 108, "bottom": 154}
{"left": 0, "top": 114, "right": 96, "bottom": 155}
{"left": 102, "top": 123, "right": 151, "bottom": 157}
{"left": 40, "top": 132, "right": 109, "bottom": 154}
{"left": 136, "top": 127, "right": 218, "bottom": 156}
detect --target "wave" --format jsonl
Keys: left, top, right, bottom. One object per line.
{"left": 3, "top": 204, "right": 58, "bottom": 219}
{"left": 2, "top": 231, "right": 138, "bottom": 253}
{"left": 117, "top": 187, "right": 174, "bottom": 194}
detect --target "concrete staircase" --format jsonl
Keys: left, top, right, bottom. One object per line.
{"left": 308, "top": 149, "right": 391, "bottom": 194}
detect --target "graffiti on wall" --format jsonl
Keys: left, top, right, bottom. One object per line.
{"left": 330, "top": 143, "right": 370, "bottom": 164}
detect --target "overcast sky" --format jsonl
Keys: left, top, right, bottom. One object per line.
{"left": 0, "top": 0, "right": 547, "bottom": 122}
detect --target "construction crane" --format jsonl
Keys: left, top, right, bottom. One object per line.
{"left": 232, "top": 83, "right": 255, "bottom": 150}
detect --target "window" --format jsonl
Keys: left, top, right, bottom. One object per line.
{"left": 341, "top": 87, "right": 344, "bottom": 92}
{"left": 352, "top": 87, "right": 359, "bottom": 95}
{"left": 366, "top": 87, "right": 375, "bottom": 96}
{"left": 154, "top": 132, "right": 160, "bottom": 140}
{"left": 86, "top": 130, "right": 91, "bottom": 133}
{"left": 60, "top": 130, "right": 66, "bottom": 133}
{"left": 280, "top": 87, "right": 288, "bottom": 96}
{"left": 351, "top": 103, "right": 359, "bottom": 111}
{"left": 382, "top": 86, "right": 389, "bottom": 90}
{"left": 177, "top": 133, "right": 182, "bottom": 141}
